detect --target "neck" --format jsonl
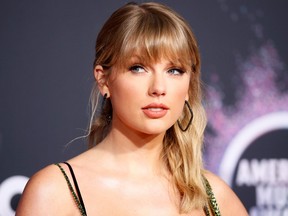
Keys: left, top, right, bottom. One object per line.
{"left": 96, "top": 123, "right": 167, "bottom": 176}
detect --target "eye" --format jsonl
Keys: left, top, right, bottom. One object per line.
{"left": 129, "top": 65, "right": 146, "bottom": 73}
{"left": 167, "top": 68, "right": 185, "bottom": 75}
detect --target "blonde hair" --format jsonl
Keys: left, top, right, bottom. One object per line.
{"left": 89, "top": 2, "right": 207, "bottom": 213}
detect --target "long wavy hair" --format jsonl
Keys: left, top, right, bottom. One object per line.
{"left": 88, "top": 2, "right": 207, "bottom": 213}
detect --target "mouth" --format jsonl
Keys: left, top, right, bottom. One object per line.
{"left": 142, "top": 103, "right": 169, "bottom": 118}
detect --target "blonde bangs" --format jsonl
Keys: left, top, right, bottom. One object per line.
{"left": 114, "top": 13, "right": 196, "bottom": 72}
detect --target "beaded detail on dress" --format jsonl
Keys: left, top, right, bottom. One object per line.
{"left": 203, "top": 176, "right": 221, "bottom": 216}
{"left": 55, "top": 163, "right": 87, "bottom": 216}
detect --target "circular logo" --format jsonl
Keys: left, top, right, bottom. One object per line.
{"left": 219, "top": 112, "right": 288, "bottom": 215}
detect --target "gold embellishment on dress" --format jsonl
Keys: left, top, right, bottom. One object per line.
{"left": 203, "top": 177, "right": 221, "bottom": 216}
{"left": 55, "top": 163, "right": 87, "bottom": 216}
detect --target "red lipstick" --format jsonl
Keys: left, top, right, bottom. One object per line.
{"left": 142, "top": 103, "right": 169, "bottom": 118}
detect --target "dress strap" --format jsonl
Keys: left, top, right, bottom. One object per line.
{"left": 55, "top": 163, "right": 87, "bottom": 216}
{"left": 203, "top": 176, "right": 221, "bottom": 216}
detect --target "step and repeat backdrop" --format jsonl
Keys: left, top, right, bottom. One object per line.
{"left": 1, "top": 1, "right": 287, "bottom": 215}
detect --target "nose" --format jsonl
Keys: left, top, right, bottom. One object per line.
{"left": 148, "top": 72, "right": 166, "bottom": 97}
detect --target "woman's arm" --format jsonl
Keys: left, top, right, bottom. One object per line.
{"left": 16, "top": 165, "right": 75, "bottom": 216}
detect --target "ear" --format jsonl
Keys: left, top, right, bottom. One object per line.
{"left": 94, "top": 65, "right": 110, "bottom": 96}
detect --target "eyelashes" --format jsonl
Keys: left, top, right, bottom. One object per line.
{"left": 167, "top": 68, "right": 185, "bottom": 75}
{"left": 128, "top": 64, "right": 186, "bottom": 75}
{"left": 129, "top": 65, "right": 146, "bottom": 73}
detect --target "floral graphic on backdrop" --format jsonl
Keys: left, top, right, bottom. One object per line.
{"left": 204, "top": 42, "right": 288, "bottom": 173}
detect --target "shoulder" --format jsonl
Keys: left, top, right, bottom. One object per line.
{"left": 204, "top": 171, "right": 248, "bottom": 216}
{"left": 16, "top": 163, "right": 75, "bottom": 216}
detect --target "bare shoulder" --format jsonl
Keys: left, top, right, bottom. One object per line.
{"left": 16, "top": 163, "right": 75, "bottom": 216}
{"left": 204, "top": 171, "right": 248, "bottom": 216}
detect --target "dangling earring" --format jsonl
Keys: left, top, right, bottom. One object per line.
{"left": 101, "top": 93, "right": 112, "bottom": 124}
{"left": 177, "top": 100, "right": 193, "bottom": 132}
{"left": 101, "top": 93, "right": 107, "bottom": 111}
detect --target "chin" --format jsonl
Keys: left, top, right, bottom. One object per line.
{"left": 136, "top": 124, "right": 173, "bottom": 136}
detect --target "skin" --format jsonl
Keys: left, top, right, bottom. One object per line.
{"left": 16, "top": 58, "right": 248, "bottom": 216}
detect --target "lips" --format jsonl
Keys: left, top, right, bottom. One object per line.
{"left": 142, "top": 103, "right": 169, "bottom": 118}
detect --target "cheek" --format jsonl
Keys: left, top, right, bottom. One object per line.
{"left": 173, "top": 78, "right": 190, "bottom": 99}
{"left": 108, "top": 78, "right": 142, "bottom": 111}
{"left": 169, "top": 80, "right": 190, "bottom": 116}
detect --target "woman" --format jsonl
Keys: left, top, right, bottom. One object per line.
{"left": 16, "top": 2, "right": 248, "bottom": 216}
